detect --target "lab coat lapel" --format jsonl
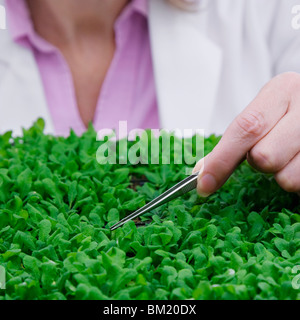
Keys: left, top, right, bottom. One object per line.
{"left": 149, "top": 0, "right": 223, "bottom": 134}
{"left": 0, "top": 29, "right": 54, "bottom": 135}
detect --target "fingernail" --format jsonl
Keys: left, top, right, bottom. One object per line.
{"left": 193, "top": 158, "right": 205, "bottom": 175}
{"left": 198, "top": 174, "right": 217, "bottom": 197}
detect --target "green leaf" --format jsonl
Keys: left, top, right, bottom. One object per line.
{"left": 159, "top": 266, "right": 178, "bottom": 288}
{"left": 68, "top": 181, "right": 77, "bottom": 207}
{"left": 16, "top": 168, "right": 32, "bottom": 198}
{"left": 206, "top": 225, "right": 218, "bottom": 243}
{"left": 41, "top": 261, "right": 58, "bottom": 288}
{"left": 13, "top": 231, "right": 36, "bottom": 251}
{"left": 122, "top": 196, "right": 145, "bottom": 211}
{"left": 230, "top": 252, "right": 243, "bottom": 269}
{"left": 107, "top": 209, "right": 119, "bottom": 226}
{"left": 274, "top": 238, "right": 289, "bottom": 253}
{"left": 254, "top": 243, "right": 266, "bottom": 256}
{"left": 159, "top": 233, "right": 173, "bottom": 245}
{"left": 247, "top": 212, "right": 264, "bottom": 240}
{"left": 23, "top": 255, "right": 41, "bottom": 279}
{"left": 38, "top": 219, "right": 52, "bottom": 242}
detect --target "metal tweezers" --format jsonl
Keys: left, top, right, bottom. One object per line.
{"left": 110, "top": 171, "right": 200, "bottom": 231}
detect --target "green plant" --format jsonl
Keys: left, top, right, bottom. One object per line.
{"left": 0, "top": 119, "right": 299, "bottom": 300}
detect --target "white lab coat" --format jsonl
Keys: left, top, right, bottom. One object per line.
{"left": 0, "top": 0, "right": 300, "bottom": 136}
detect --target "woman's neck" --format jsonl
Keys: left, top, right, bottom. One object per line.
{"left": 26, "top": 0, "right": 129, "bottom": 46}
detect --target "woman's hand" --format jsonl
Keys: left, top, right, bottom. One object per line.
{"left": 193, "top": 72, "right": 300, "bottom": 197}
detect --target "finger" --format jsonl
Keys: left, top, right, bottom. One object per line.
{"left": 247, "top": 110, "right": 300, "bottom": 173}
{"left": 195, "top": 73, "right": 294, "bottom": 196}
{"left": 275, "top": 152, "right": 300, "bottom": 193}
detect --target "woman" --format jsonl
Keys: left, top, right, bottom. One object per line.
{"left": 0, "top": 0, "right": 300, "bottom": 197}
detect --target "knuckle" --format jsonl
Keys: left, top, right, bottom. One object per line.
{"left": 289, "top": 73, "right": 300, "bottom": 93}
{"left": 276, "top": 72, "right": 300, "bottom": 95}
{"left": 275, "top": 173, "right": 300, "bottom": 193}
{"left": 249, "top": 148, "right": 277, "bottom": 172}
{"left": 281, "top": 71, "right": 300, "bottom": 83}
{"left": 276, "top": 72, "right": 300, "bottom": 83}
{"left": 235, "top": 110, "right": 265, "bottom": 139}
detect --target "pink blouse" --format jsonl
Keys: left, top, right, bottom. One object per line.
{"left": 5, "top": 0, "right": 160, "bottom": 136}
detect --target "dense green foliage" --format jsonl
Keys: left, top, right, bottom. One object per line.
{"left": 0, "top": 119, "right": 299, "bottom": 300}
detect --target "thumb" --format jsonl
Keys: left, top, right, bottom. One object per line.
{"left": 193, "top": 149, "right": 246, "bottom": 197}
